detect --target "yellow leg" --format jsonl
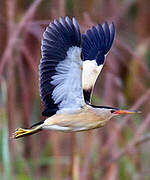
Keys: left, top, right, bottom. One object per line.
{"left": 13, "top": 125, "right": 43, "bottom": 139}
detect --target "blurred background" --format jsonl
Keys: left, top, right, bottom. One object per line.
{"left": 0, "top": 0, "right": 150, "bottom": 179}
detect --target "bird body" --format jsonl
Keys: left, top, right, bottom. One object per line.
{"left": 14, "top": 16, "right": 138, "bottom": 139}
{"left": 42, "top": 104, "right": 113, "bottom": 132}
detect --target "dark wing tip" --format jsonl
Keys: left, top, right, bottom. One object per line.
{"left": 102, "top": 21, "right": 115, "bottom": 53}
{"left": 82, "top": 21, "right": 115, "bottom": 63}
{"left": 108, "top": 22, "right": 115, "bottom": 49}
{"left": 42, "top": 17, "right": 81, "bottom": 51}
{"left": 72, "top": 17, "right": 81, "bottom": 45}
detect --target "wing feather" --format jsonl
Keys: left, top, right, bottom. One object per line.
{"left": 40, "top": 17, "right": 84, "bottom": 117}
{"left": 82, "top": 22, "right": 115, "bottom": 103}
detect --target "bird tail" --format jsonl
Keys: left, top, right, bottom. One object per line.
{"left": 13, "top": 124, "right": 43, "bottom": 139}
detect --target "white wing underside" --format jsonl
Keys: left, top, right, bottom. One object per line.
{"left": 51, "top": 47, "right": 85, "bottom": 114}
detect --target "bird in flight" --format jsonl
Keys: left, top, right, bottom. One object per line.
{"left": 14, "top": 17, "right": 138, "bottom": 139}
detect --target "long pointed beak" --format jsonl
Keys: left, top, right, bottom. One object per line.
{"left": 112, "top": 109, "right": 140, "bottom": 115}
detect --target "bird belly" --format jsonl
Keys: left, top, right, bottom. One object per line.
{"left": 43, "top": 107, "right": 109, "bottom": 132}
{"left": 43, "top": 125, "right": 72, "bottom": 131}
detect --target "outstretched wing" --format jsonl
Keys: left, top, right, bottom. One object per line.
{"left": 40, "top": 17, "right": 85, "bottom": 117}
{"left": 82, "top": 22, "right": 115, "bottom": 103}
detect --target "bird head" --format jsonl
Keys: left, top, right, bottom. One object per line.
{"left": 102, "top": 108, "right": 139, "bottom": 127}
{"left": 91, "top": 105, "right": 139, "bottom": 122}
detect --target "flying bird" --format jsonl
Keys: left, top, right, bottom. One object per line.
{"left": 14, "top": 17, "right": 137, "bottom": 139}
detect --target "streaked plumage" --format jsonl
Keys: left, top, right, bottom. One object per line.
{"left": 14, "top": 17, "right": 137, "bottom": 139}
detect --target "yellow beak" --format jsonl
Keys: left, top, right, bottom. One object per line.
{"left": 112, "top": 110, "right": 140, "bottom": 115}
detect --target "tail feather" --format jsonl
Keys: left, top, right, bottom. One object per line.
{"left": 13, "top": 124, "right": 43, "bottom": 139}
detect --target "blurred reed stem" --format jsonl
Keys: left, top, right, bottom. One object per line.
{"left": 1, "top": 80, "right": 11, "bottom": 180}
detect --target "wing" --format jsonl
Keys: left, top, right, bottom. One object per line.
{"left": 82, "top": 22, "right": 115, "bottom": 103}
{"left": 40, "top": 17, "right": 85, "bottom": 117}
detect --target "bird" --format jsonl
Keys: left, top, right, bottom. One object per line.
{"left": 14, "top": 16, "right": 138, "bottom": 139}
